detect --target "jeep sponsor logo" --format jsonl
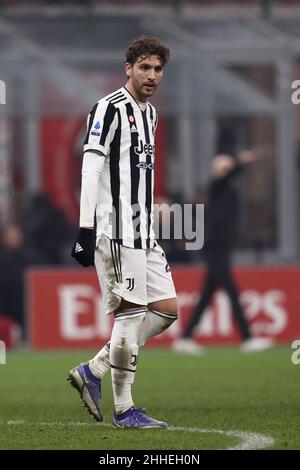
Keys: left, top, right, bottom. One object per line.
{"left": 134, "top": 140, "right": 154, "bottom": 156}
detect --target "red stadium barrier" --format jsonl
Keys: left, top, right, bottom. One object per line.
{"left": 27, "top": 266, "right": 300, "bottom": 349}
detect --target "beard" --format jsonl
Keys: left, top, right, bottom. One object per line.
{"left": 133, "top": 79, "right": 156, "bottom": 100}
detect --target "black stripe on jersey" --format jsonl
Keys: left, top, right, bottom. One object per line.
{"left": 117, "top": 242, "right": 122, "bottom": 282}
{"left": 112, "top": 240, "right": 122, "bottom": 283}
{"left": 84, "top": 103, "right": 98, "bottom": 145}
{"left": 109, "top": 107, "right": 123, "bottom": 243}
{"left": 110, "top": 239, "right": 120, "bottom": 283}
{"left": 150, "top": 102, "right": 158, "bottom": 131}
{"left": 142, "top": 107, "right": 152, "bottom": 249}
{"left": 148, "top": 103, "right": 155, "bottom": 137}
{"left": 112, "top": 241, "right": 119, "bottom": 282}
{"left": 126, "top": 102, "right": 142, "bottom": 249}
{"left": 110, "top": 96, "right": 127, "bottom": 105}
{"left": 106, "top": 90, "right": 123, "bottom": 101}
{"left": 100, "top": 102, "right": 117, "bottom": 147}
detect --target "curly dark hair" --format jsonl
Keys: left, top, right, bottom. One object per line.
{"left": 125, "top": 36, "right": 170, "bottom": 66}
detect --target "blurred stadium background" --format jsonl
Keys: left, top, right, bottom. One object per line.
{"left": 0, "top": 0, "right": 300, "bottom": 357}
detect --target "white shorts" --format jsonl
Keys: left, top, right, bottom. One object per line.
{"left": 95, "top": 236, "right": 177, "bottom": 315}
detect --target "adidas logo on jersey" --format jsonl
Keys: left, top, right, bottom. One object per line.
{"left": 130, "top": 124, "right": 138, "bottom": 134}
{"left": 75, "top": 243, "right": 84, "bottom": 253}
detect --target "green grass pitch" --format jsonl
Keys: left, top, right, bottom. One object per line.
{"left": 0, "top": 346, "right": 299, "bottom": 450}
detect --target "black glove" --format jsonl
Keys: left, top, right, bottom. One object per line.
{"left": 71, "top": 228, "right": 95, "bottom": 267}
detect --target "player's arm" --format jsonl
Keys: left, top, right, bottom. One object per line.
{"left": 71, "top": 150, "right": 105, "bottom": 267}
{"left": 79, "top": 149, "right": 105, "bottom": 229}
{"left": 238, "top": 149, "right": 257, "bottom": 166}
{"left": 223, "top": 150, "right": 257, "bottom": 181}
{"left": 219, "top": 150, "right": 257, "bottom": 183}
{"left": 71, "top": 101, "right": 117, "bottom": 267}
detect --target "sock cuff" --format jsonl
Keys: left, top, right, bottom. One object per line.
{"left": 115, "top": 306, "right": 147, "bottom": 320}
{"left": 111, "top": 364, "right": 136, "bottom": 374}
{"left": 149, "top": 309, "right": 178, "bottom": 321}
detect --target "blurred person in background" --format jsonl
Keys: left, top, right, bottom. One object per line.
{"left": 24, "top": 193, "right": 72, "bottom": 265}
{"left": 68, "top": 36, "right": 178, "bottom": 429}
{"left": 173, "top": 151, "right": 274, "bottom": 355}
{"left": 0, "top": 223, "right": 41, "bottom": 336}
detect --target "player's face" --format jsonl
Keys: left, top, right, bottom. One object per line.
{"left": 125, "top": 55, "right": 164, "bottom": 102}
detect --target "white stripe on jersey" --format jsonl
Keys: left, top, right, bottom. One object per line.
{"left": 83, "top": 87, "right": 158, "bottom": 250}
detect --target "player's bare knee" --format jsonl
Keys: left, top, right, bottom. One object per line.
{"left": 148, "top": 297, "right": 178, "bottom": 317}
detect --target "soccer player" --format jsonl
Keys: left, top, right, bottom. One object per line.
{"left": 68, "top": 37, "right": 178, "bottom": 429}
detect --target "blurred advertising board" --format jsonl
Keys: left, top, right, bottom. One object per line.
{"left": 27, "top": 266, "right": 300, "bottom": 349}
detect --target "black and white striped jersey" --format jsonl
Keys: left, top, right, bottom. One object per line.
{"left": 83, "top": 86, "right": 158, "bottom": 249}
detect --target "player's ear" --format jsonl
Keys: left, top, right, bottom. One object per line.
{"left": 125, "top": 62, "right": 132, "bottom": 78}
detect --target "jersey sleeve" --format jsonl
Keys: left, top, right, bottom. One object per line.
{"left": 83, "top": 99, "right": 118, "bottom": 157}
{"left": 79, "top": 150, "right": 105, "bottom": 228}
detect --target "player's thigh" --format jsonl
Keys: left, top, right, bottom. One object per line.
{"left": 95, "top": 237, "right": 147, "bottom": 314}
{"left": 146, "top": 243, "right": 178, "bottom": 314}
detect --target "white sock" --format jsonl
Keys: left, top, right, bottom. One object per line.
{"left": 138, "top": 309, "right": 177, "bottom": 346}
{"left": 88, "top": 342, "right": 111, "bottom": 379}
{"left": 87, "top": 309, "right": 177, "bottom": 380}
{"left": 110, "top": 307, "right": 146, "bottom": 414}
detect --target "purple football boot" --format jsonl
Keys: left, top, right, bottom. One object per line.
{"left": 67, "top": 364, "right": 103, "bottom": 422}
{"left": 113, "top": 407, "right": 168, "bottom": 429}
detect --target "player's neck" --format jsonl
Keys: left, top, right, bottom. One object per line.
{"left": 124, "top": 82, "right": 148, "bottom": 104}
